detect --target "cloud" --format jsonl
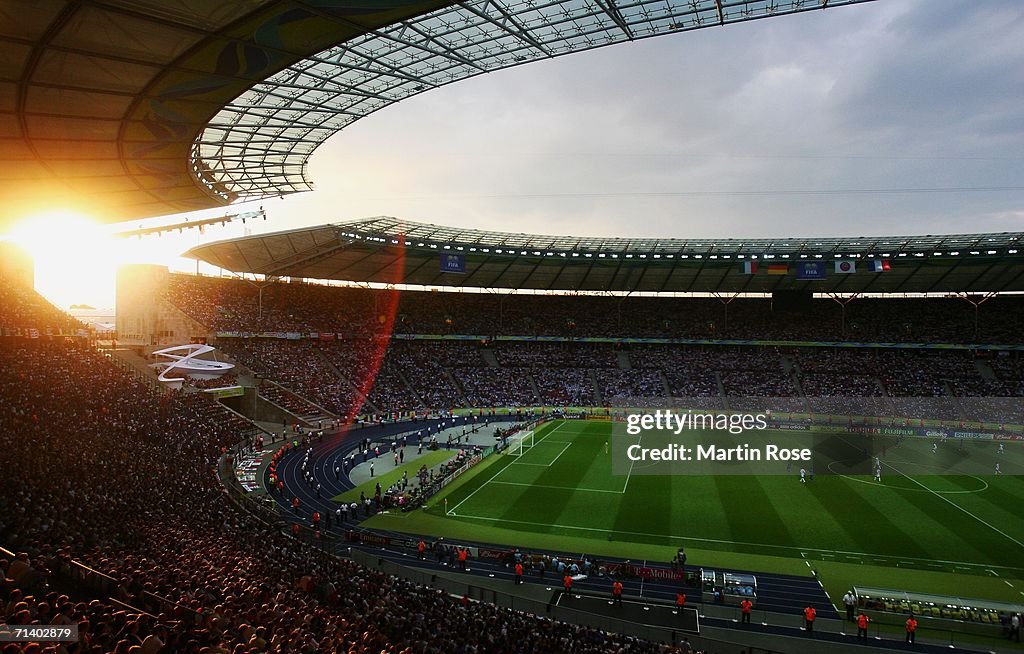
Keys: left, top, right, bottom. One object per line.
{"left": 282, "top": 0, "right": 1024, "bottom": 240}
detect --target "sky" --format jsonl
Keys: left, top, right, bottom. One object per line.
{"left": 7, "top": 0, "right": 1024, "bottom": 308}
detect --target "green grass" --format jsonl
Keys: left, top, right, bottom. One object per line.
{"left": 332, "top": 449, "right": 455, "bottom": 503}
{"left": 369, "top": 420, "right": 1024, "bottom": 606}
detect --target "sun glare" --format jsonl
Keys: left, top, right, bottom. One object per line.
{"left": 7, "top": 211, "right": 125, "bottom": 309}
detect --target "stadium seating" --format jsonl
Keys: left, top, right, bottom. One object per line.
{"left": 0, "top": 284, "right": 667, "bottom": 654}
{"left": 4, "top": 274, "right": 1023, "bottom": 652}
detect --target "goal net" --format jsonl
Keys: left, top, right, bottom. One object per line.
{"left": 506, "top": 429, "right": 535, "bottom": 457}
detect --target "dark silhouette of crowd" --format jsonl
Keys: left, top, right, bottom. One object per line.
{"left": 2, "top": 281, "right": 672, "bottom": 654}
{"left": 165, "top": 273, "right": 1024, "bottom": 344}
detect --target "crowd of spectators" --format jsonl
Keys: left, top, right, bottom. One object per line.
{"left": 1, "top": 286, "right": 673, "bottom": 654}
{"left": 203, "top": 332, "right": 1024, "bottom": 423}
{"left": 156, "top": 273, "right": 1024, "bottom": 421}
{"left": 0, "top": 274, "right": 84, "bottom": 337}
{"left": 163, "top": 273, "right": 1024, "bottom": 344}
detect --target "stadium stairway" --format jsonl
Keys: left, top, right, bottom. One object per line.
{"left": 391, "top": 365, "right": 427, "bottom": 411}
{"left": 258, "top": 380, "right": 335, "bottom": 426}
{"left": 715, "top": 372, "right": 729, "bottom": 410}
{"left": 312, "top": 347, "right": 380, "bottom": 413}
{"left": 443, "top": 368, "right": 470, "bottom": 406}
{"left": 589, "top": 369, "right": 602, "bottom": 405}
{"left": 659, "top": 370, "right": 672, "bottom": 398}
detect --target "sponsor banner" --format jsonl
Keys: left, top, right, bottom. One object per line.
{"left": 846, "top": 425, "right": 998, "bottom": 440}
{"left": 773, "top": 422, "right": 810, "bottom": 431}
{"left": 346, "top": 531, "right": 391, "bottom": 546}
{"left": 477, "top": 547, "right": 511, "bottom": 561}
{"left": 951, "top": 431, "right": 995, "bottom": 441}
{"left": 605, "top": 563, "right": 686, "bottom": 582}
{"left": 203, "top": 385, "right": 245, "bottom": 399}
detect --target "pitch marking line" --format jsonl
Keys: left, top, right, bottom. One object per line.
{"left": 512, "top": 441, "right": 573, "bottom": 467}
{"left": 445, "top": 511, "right": 1021, "bottom": 571}
{"left": 489, "top": 480, "right": 625, "bottom": 494}
{"left": 547, "top": 442, "right": 573, "bottom": 467}
{"left": 448, "top": 421, "right": 570, "bottom": 515}
{"left": 621, "top": 433, "right": 642, "bottom": 493}
{"left": 881, "top": 460, "right": 1024, "bottom": 551}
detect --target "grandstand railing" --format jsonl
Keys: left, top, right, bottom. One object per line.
{"left": 0, "top": 544, "right": 205, "bottom": 626}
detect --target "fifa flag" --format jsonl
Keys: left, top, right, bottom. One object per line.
{"left": 796, "top": 261, "right": 827, "bottom": 280}
{"left": 870, "top": 259, "right": 892, "bottom": 272}
{"left": 741, "top": 261, "right": 758, "bottom": 274}
{"left": 834, "top": 260, "right": 857, "bottom": 274}
{"left": 440, "top": 253, "right": 466, "bottom": 274}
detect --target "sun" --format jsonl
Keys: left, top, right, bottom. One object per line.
{"left": 6, "top": 211, "right": 126, "bottom": 309}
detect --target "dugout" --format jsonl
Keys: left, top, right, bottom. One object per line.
{"left": 701, "top": 569, "right": 757, "bottom": 607}
{"left": 855, "top": 586, "right": 1023, "bottom": 638}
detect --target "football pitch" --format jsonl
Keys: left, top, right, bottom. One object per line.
{"left": 369, "top": 419, "right": 1024, "bottom": 602}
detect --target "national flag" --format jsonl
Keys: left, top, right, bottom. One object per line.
{"left": 870, "top": 259, "right": 891, "bottom": 272}
{"left": 834, "top": 260, "right": 857, "bottom": 274}
{"left": 766, "top": 264, "right": 789, "bottom": 275}
{"left": 741, "top": 261, "right": 758, "bottom": 274}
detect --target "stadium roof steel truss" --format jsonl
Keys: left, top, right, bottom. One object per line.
{"left": 186, "top": 218, "right": 1024, "bottom": 294}
{"left": 196, "top": 0, "right": 877, "bottom": 204}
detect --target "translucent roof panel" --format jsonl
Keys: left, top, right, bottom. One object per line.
{"left": 195, "top": 0, "right": 878, "bottom": 202}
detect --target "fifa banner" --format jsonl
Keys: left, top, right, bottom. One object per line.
{"left": 796, "top": 261, "right": 827, "bottom": 280}
{"left": 440, "top": 253, "right": 466, "bottom": 273}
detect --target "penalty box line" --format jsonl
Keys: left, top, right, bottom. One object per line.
{"left": 880, "top": 459, "right": 1024, "bottom": 551}
{"left": 448, "top": 421, "right": 570, "bottom": 515}
{"left": 488, "top": 480, "right": 625, "bottom": 494}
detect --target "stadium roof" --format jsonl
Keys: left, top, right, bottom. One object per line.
{"left": 0, "top": 0, "right": 450, "bottom": 226}
{"left": 1, "top": 0, "right": 874, "bottom": 228}
{"left": 186, "top": 217, "right": 1024, "bottom": 293}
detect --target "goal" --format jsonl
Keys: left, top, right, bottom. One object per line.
{"left": 507, "top": 429, "right": 535, "bottom": 457}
